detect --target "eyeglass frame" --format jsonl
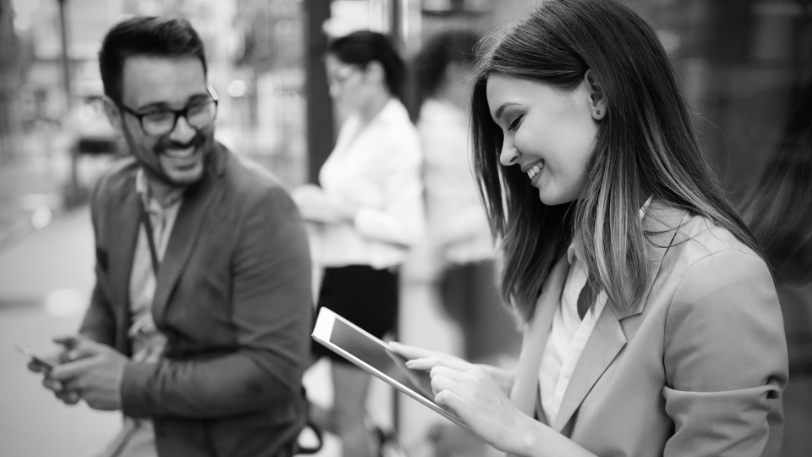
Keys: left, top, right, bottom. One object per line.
{"left": 116, "top": 85, "right": 219, "bottom": 137}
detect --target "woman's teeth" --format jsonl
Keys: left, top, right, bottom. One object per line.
{"left": 528, "top": 161, "right": 544, "bottom": 179}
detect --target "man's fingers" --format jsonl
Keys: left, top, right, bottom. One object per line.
{"left": 50, "top": 358, "right": 95, "bottom": 381}
{"left": 66, "top": 339, "right": 104, "bottom": 361}
{"left": 42, "top": 376, "right": 64, "bottom": 393}
{"left": 28, "top": 360, "right": 48, "bottom": 373}
{"left": 52, "top": 335, "right": 81, "bottom": 349}
{"left": 55, "top": 390, "right": 81, "bottom": 405}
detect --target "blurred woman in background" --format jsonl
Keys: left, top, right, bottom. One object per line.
{"left": 292, "top": 31, "right": 423, "bottom": 457}
{"left": 742, "top": 79, "right": 812, "bottom": 457}
{"left": 415, "top": 30, "right": 519, "bottom": 364}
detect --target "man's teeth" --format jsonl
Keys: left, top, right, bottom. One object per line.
{"left": 527, "top": 162, "right": 544, "bottom": 179}
{"left": 165, "top": 147, "right": 195, "bottom": 159}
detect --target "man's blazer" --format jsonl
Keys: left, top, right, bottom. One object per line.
{"left": 510, "top": 200, "right": 788, "bottom": 457}
{"left": 80, "top": 144, "right": 313, "bottom": 457}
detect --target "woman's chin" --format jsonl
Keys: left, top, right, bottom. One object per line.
{"left": 537, "top": 189, "right": 577, "bottom": 206}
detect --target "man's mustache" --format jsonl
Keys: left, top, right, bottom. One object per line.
{"left": 154, "top": 133, "right": 208, "bottom": 155}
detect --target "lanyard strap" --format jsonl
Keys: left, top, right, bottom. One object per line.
{"left": 140, "top": 204, "right": 161, "bottom": 276}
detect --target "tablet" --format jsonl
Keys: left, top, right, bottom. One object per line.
{"left": 312, "top": 307, "right": 466, "bottom": 429}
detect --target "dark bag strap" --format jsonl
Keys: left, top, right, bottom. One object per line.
{"left": 140, "top": 203, "right": 160, "bottom": 275}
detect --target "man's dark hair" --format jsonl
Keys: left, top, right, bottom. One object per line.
{"left": 328, "top": 31, "right": 405, "bottom": 100}
{"left": 98, "top": 16, "right": 207, "bottom": 104}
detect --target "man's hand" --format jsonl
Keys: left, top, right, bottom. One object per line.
{"left": 31, "top": 335, "right": 92, "bottom": 406}
{"left": 49, "top": 338, "right": 128, "bottom": 411}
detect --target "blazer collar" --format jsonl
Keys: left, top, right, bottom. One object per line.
{"left": 510, "top": 198, "right": 689, "bottom": 432}
{"left": 551, "top": 199, "right": 688, "bottom": 431}
{"left": 108, "top": 171, "right": 141, "bottom": 354}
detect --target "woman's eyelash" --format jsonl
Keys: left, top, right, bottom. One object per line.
{"left": 509, "top": 116, "right": 523, "bottom": 131}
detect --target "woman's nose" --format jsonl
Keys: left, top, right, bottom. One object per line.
{"left": 500, "top": 144, "right": 520, "bottom": 166}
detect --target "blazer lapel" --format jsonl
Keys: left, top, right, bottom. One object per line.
{"left": 551, "top": 303, "right": 627, "bottom": 431}
{"left": 151, "top": 147, "right": 227, "bottom": 321}
{"left": 551, "top": 200, "right": 688, "bottom": 431}
{"left": 108, "top": 179, "right": 140, "bottom": 353}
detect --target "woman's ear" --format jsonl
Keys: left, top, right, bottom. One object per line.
{"left": 584, "top": 69, "right": 607, "bottom": 120}
{"left": 364, "top": 60, "right": 385, "bottom": 85}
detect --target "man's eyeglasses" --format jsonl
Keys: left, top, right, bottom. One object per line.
{"left": 118, "top": 86, "right": 219, "bottom": 137}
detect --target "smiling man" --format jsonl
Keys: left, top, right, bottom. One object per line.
{"left": 30, "top": 17, "right": 313, "bottom": 457}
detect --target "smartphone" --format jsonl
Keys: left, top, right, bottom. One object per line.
{"left": 15, "top": 344, "right": 57, "bottom": 371}
{"left": 312, "top": 307, "right": 466, "bottom": 429}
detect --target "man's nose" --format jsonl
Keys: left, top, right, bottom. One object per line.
{"left": 169, "top": 115, "right": 196, "bottom": 143}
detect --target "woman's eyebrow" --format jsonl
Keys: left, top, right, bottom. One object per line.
{"left": 494, "top": 102, "right": 520, "bottom": 120}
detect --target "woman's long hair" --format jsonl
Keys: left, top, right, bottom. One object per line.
{"left": 741, "top": 80, "right": 812, "bottom": 284}
{"left": 472, "top": 0, "right": 759, "bottom": 322}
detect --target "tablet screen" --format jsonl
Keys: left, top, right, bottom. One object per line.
{"left": 327, "top": 317, "right": 434, "bottom": 399}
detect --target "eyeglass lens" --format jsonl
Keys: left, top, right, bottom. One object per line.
{"left": 142, "top": 100, "right": 217, "bottom": 136}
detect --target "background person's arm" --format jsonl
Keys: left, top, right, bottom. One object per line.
{"left": 119, "top": 186, "right": 313, "bottom": 418}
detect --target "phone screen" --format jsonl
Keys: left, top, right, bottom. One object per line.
{"left": 328, "top": 318, "right": 434, "bottom": 399}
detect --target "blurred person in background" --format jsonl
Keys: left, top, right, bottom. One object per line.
{"left": 27, "top": 16, "right": 313, "bottom": 457}
{"left": 742, "top": 78, "right": 812, "bottom": 457}
{"left": 391, "top": 0, "right": 787, "bottom": 455}
{"left": 415, "top": 29, "right": 519, "bottom": 365}
{"left": 291, "top": 30, "right": 423, "bottom": 457}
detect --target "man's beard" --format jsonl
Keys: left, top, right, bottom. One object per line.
{"left": 123, "top": 124, "right": 213, "bottom": 188}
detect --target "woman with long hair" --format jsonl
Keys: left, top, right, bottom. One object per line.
{"left": 391, "top": 1, "right": 788, "bottom": 455}
{"left": 741, "top": 79, "right": 812, "bottom": 457}
{"left": 293, "top": 31, "right": 423, "bottom": 457}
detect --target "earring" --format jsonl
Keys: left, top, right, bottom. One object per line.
{"left": 596, "top": 110, "right": 601, "bottom": 116}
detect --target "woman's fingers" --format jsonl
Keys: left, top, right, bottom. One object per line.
{"left": 387, "top": 341, "right": 439, "bottom": 359}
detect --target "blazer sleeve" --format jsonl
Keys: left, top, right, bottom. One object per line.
{"left": 662, "top": 249, "right": 788, "bottom": 456}
{"left": 120, "top": 185, "right": 313, "bottom": 419}
{"left": 78, "top": 178, "right": 116, "bottom": 346}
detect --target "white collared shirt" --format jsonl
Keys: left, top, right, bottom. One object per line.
{"left": 538, "top": 197, "right": 652, "bottom": 424}
{"left": 310, "top": 98, "right": 424, "bottom": 269}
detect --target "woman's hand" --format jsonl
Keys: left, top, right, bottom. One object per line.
{"left": 387, "top": 342, "right": 532, "bottom": 453}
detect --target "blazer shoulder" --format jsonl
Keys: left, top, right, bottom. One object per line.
{"left": 222, "top": 153, "right": 290, "bottom": 199}
{"left": 673, "top": 215, "right": 763, "bottom": 270}
{"left": 91, "top": 156, "right": 138, "bottom": 206}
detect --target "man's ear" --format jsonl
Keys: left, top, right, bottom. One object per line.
{"left": 102, "top": 96, "right": 124, "bottom": 137}
{"left": 584, "top": 69, "right": 607, "bottom": 120}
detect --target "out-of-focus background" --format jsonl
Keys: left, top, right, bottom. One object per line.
{"left": 0, "top": 0, "right": 810, "bottom": 456}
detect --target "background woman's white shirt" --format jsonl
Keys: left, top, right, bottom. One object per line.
{"left": 309, "top": 98, "right": 424, "bottom": 269}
